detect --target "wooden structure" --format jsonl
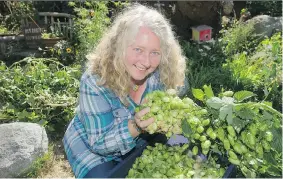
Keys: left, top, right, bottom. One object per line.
{"left": 21, "top": 12, "right": 74, "bottom": 49}
{"left": 38, "top": 12, "right": 74, "bottom": 40}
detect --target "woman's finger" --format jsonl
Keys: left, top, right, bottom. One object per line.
{"left": 141, "top": 98, "right": 148, "bottom": 105}
{"left": 134, "top": 107, "right": 150, "bottom": 128}
{"left": 139, "top": 117, "right": 155, "bottom": 129}
{"left": 135, "top": 107, "right": 150, "bottom": 120}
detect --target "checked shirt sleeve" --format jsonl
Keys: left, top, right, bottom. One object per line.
{"left": 78, "top": 77, "right": 136, "bottom": 156}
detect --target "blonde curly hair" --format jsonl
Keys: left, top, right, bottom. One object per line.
{"left": 86, "top": 3, "right": 186, "bottom": 105}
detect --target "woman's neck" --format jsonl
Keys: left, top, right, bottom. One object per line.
{"left": 129, "top": 79, "right": 147, "bottom": 104}
{"left": 131, "top": 78, "right": 146, "bottom": 86}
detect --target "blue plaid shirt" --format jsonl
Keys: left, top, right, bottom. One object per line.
{"left": 63, "top": 70, "right": 164, "bottom": 178}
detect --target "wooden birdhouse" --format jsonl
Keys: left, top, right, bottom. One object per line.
{"left": 191, "top": 25, "right": 213, "bottom": 42}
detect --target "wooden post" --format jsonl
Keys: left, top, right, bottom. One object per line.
{"left": 44, "top": 16, "right": 48, "bottom": 24}
{"left": 69, "top": 18, "right": 73, "bottom": 40}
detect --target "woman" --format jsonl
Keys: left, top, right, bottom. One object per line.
{"left": 63, "top": 3, "right": 186, "bottom": 178}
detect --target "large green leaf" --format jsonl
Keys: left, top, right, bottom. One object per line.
{"left": 234, "top": 104, "right": 256, "bottom": 120}
{"left": 192, "top": 88, "right": 205, "bottom": 101}
{"left": 219, "top": 104, "right": 233, "bottom": 124}
{"left": 234, "top": 90, "right": 255, "bottom": 102}
{"left": 206, "top": 97, "right": 223, "bottom": 109}
{"left": 203, "top": 84, "right": 214, "bottom": 98}
{"left": 270, "top": 128, "right": 282, "bottom": 153}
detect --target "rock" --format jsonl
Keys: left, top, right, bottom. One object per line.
{"left": 246, "top": 15, "right": 282, "bottom": 38}
{"left": 221, "top": 0, "right": 234, "bottom": 15}
{"left": 0, "top": 122, "right": 48, "bottom": 177}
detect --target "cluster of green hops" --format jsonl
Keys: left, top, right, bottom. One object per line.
{"left": 135, "top": 89, "right": 198, "bottom": 137}
{"left": 126, "top": 143, "right": 226, "bottom": 178}
{"left": 184, "top": 105, "right": 214, "bottom": 155}
{"left": 225, "top": 122, "right": 274, "bottom": 176}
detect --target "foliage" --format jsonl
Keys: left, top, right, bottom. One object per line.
{"left": 181, "top": 41, "right": 236, "bottom": 97}
{"left": 39, "top": 40, "right": 76, "bottom": 65}
{"left": 182, "top": 85, "right": 282, "bottom": 178}
{"left": 182, "top": 41, "right": 226, "bottom": 69}
{"left": 68, "top": 1, "right": 111, "bottom": 63}
{"left": 0, "top": 57, "right": 81, "bottom": 139}
{"left": 219, "top": 21, "right": 258, "bottom": 57}
{"left": 223, "top": 32, "right": 282, "bottom": 111}
{"left": 0, "top": 24, "right": 9, "bottom": 34}
{"left": 0, "top": 1, "right": 35, "bottom": 33}
{"left": 186, "top": 65, "right": 236, "bottom": 99}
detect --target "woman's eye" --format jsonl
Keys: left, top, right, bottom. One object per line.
{"left": 151, "top": 51, "right": 160, "bottom": 56}
{"left": 134, "top": 48, "right": 142, "bottom": 53}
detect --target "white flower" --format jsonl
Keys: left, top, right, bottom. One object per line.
{"left": 202, "top": 45, "right": 211, "bottom": 50}
{"left": 201, "top": 52, "right": 207, "bottom": 56}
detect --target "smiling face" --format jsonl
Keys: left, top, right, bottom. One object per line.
{"left": 124, "top": 26, "right": 161, "bottom": 84}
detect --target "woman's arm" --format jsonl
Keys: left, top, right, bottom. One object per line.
{"left": 78, "top": 76, "right": 136, "bottom": 156}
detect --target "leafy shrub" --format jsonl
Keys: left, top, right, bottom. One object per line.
{"left": 181, "top": 41, "right": 235, "bottom": 98}
{"left": 223, "top": 32, "right": 282, "bottom": 111}
{"left": 186, "top": 65, "right": 236, "bottom": 98}
{"left": 0, "top": 1, "right": 35, "bottom": 33}
{"left": 68, "top": 1, "right": 111, "bottom": 63}
{"left": 182, "top": 41, "right": 226, "bottom": 69}
{"left": 0, "top": 57, "right": 81, "bottom": 139}
{"left": 0, "top": 25, "right": 8, "bottom": 34}
{"left": 219, "top": 22, "right": 258, "bottom": 57}
{"left": 39, "top": 40, "right": 76, "bottom": 65}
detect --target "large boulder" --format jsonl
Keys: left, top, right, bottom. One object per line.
{"left": 0, "top": 122, "right": 48, "bottom": 177}
{"left": 246, "top": 15, "right": 282, "bottom": 38}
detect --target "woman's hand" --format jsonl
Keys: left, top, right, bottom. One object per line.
{"left": 128, "top": 107, "right": 155, "bottom": 138}
{"left": 134, "top": 107, "right": 155, "bottom": 130}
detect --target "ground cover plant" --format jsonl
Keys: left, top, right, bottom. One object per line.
{"left": 0, "top": 57, "right": 81, "bottom": 139}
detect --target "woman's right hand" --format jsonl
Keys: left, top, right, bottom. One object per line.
{"left": 128, "top": 107, "right": 155, "bottom": 138}
{"left": 134, "top": 107, "right": 155, "bottom": 130}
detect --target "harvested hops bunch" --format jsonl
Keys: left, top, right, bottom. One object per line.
{"left": 135, "top": 89, "right": 198, "bottom": 137}
{"left": 126, "top": 143, "right": 226, "bottom": 178}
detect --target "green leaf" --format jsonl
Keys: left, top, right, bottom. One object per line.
{"left": 263, "top": 150, "right": 282, "bottom": 176}
{"left": 206, "top": 97, "right": 223, "bottom": 109}
{"left": 234, "top": 104, "right": 256, "bottom": 120}
{"left": 263, "top": 111, "right": 273, "bottom": 120}
{"left": 219, "top": 104, "right": 233, "bottom": 124}
{"left": 222, "top": 96, "right": 234, "bottom": 105}
{"left": 231, "top": 117, "right": 249, "bottom": 133}
{"left": 234, "top": 91, "right": 255, "bottom": 102}
{"left": 181, "top": 119, "right": 193, "bottom": 138}
{"left": 203, "top": 84, "right": 214, "bottom": 98}
{"left": 192, "top": 88, "right": 205, "bottom": 101}
{"left": 270, "top": 128, "right": 282, "bottom": 153}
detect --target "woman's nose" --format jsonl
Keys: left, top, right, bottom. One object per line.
{"left": 140, "top": 53, "right": 150, "bottom": 68}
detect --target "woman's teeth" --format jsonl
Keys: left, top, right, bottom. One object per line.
{"left": 136, "top": 66, "right": 146, "bottom": 71}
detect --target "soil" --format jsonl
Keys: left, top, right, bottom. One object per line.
{"left": 38, "top": 141, "right": 74, "bottom": 178}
